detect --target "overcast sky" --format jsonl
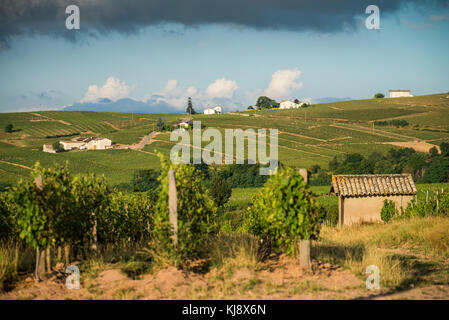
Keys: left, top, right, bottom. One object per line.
{"left": 0, "top": 0, "right": 448, "bottom": 113}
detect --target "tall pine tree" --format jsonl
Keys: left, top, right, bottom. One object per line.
{"left": 186, "top": 97, "right": 196, "bottom": 115}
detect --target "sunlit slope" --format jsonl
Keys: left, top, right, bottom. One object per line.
{"left": 0, "top": 94, "right": 448, "bottom": 185}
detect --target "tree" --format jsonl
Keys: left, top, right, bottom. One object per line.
{"left": 209, "top": 173, "right": 232, "bottom": 208}
{"left": 247, "top": 106, "right": 254, "bottom": 110}
{"left": 256, "top": 96, "right": 278, "bottom": 109}
{"left": 429, "top": 146, "right": 439, "bottom": 158}
{"left": 52, "top": 141, "right": 63, "bottom": 152}
{"left": 329, "top": 156, "right": 339, "bottom": 172}
{"left": 374, "top": 93, "right": 385, "bottom": 99}
{"left": 440, "top": 142, "right": 449, "bottom": 157}
{"left": 5, "top": 124, "right": 13, "bottom": 133}
{"left": 310, "top": 164, "right": 321, "bottom": 174}
{"left": 294, "top": 99, "right": 300, "bottom": 104}
{"left": 156, "top": 118, "right": 166, "bottom": 131}
{"left": 186, "top": 97, "right": 196, "bottom": 115}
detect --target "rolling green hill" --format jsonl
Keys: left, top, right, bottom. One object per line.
{"left": 1, "top": 93, "right": 449, "bottom": 187}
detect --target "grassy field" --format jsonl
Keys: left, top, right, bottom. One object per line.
{"left": 0, "top": 93, "right": 449, "bottom": 187}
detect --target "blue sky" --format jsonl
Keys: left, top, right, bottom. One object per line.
{"left": 0, "top": 1, "right": 448, "bottom": 113}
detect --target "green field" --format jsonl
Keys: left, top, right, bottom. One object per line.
{"left": 1, "top": 93, "right": 449, "bottom": 187}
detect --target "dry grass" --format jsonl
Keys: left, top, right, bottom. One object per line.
{"left": 0, "top": 246, "right": 16, "bottom": 290}
{"left": 321, "top": 217, "right": 449, "bottom": 257}
{"left": 207, "top": 233, "right": 264, "bottom": 272}
{"left": 313, "top": 217, "right": 449, "bottom": 289}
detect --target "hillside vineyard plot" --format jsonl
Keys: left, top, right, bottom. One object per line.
{"left": 0, "top": 94, "right": 448, "bottom": 186}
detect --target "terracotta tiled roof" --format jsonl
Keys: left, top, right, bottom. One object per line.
{"left": 330, "top": 174, "right": 417, "bottom": 197}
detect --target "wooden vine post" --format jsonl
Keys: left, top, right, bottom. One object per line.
{"left": 34, "top": 174, "right": 47, "bottom": 281}
{"left": 298, "top": 168, "right": 311, "bottom": 270}
{"left": 168, "top": 170, "right": 178, "bottom": 246}
{"left": 91, "top": 211, "right": 98, "bottom": 252}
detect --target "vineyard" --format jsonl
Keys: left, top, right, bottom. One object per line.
{"left": 0, "top": 156, "right": 449, "bottom": 299}
{"left": 1, "top": 94, "right": 449, "bottom": 188}
{"left": 1, "top": 93, "right": 449, "bottom": 299}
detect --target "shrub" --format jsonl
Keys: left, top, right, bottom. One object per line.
{"left": 439, "top": 192, "right": 449, "bottom": 216}
{"left": 99, "top": 192, "right": 153, "bottom": 245}
{"left": 381, "top": 200, "right": 398, "bottom": 222}
{"left": 244, "top": 167, "right": 320, "bottom": 255}
{"left": 209, "top": 172, "right": 232, "bottom": 208}
{"left": 152, "top": 154, "right": 217, "bottom": 264}
{"left": 4, "top": 124, "right": 13, "bottom": 133}
{"left": 374, "top": 93, "right": 384, "bottom": 99}
{"left": 0, "top": 193, "right": 14, "bottom": 241}
{"left": 131, "top": 169, "right": 160, "bottom": 192}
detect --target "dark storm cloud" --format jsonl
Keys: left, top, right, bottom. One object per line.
{"left": 0, "top": 0, "right": 446, "bottom": 48}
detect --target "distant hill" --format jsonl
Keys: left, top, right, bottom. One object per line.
{"left": 63, "top": 97, "right": 181, "bottom": 114}
{"left": 312, "top": 97, "right": 352, "bottom": 104}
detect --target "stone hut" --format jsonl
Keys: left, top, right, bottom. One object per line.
{"left": 330, "top": 174, "right": 417, "bottom": 227}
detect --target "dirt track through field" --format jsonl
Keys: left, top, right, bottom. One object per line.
{"left": 117, "top": 132, "right": 160, "bottom": 150}
{"left": 0, "top": 160, "right": 32, "bottom": 170}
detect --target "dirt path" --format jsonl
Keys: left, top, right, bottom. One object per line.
{"left": 0, "top": 160, "right": 32, "bottom": 170}
{"left": 29, "top": 113, "right": 71, "bottom": 126}
{"left": 103, "top": 121, "right": 120, "bottom": 131}
{"left": 117, "top": 132, "right": 160, "bottom": 150}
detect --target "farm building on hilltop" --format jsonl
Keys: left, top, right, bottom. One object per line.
{"left": 330, "top": 174, "right": 417, "bottom": 227}
{"left": 279, "top": 100, "right": 309, "bottom": 109}
{"left": 60, "top": 137, "right": 112, "bottom": 151}
{"left": 203, "top": 106, "right": 223, "bottom": 115}
{"left": 279, "top": 100, "right": 300, "bottom": 109}
{"left": 389, "top": 90, "right": 413, "bottom": 98}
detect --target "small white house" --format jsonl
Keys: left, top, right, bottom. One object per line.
{"left": 60, "top": 140, "right": 85, "bottom": 151}
{"left": 60, "top": 137, "right": 112, "bottom": 151}
{"left": 85, "top": 138, "right": 112, "bottom": 150}
{"left": 389, "top": 90, "right": 414, "bottom": 98}
{"left": 279, "top": 100, "right": 301, "bottom": 109}
{"left": 203, "top": 106, "right": 223, "bottom": 115}
{"left": 178, "top": 121, "right": 189, "bottom": 128}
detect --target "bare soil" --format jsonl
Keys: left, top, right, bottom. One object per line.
{"left": 2, "top": 254, "right": 448, "bottom": 300}
{"left": 382, "top": 141, "right": 440, "bottom": 153}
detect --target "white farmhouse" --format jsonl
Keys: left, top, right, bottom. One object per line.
{"left": 389, "top": 90, "right": 414, "bottom": 98}
{"left": 178, "top": 121, "right": 189, "bottom": 128}
{"left": 85, "top": 137, "right": 112, "bottom": 150}
{"left": 59, "top": 137, "right": 112, "bottom": 151}
{"left": 203, "top": 106, "right": 223, "bottom": 115}
{"left": 60, "top": 140, "right": 85, "bottom": 150}
{"left": 279, "top": 100, "right": 301, "bottom": 109}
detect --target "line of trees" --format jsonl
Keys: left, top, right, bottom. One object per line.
{"left": 309, "top": 142, "right": 449, "bottom": 185}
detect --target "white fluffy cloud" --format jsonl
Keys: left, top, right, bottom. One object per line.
{"left": 147, "top": 78, "right": 240, "bottom": 111}
{"left": 205, "top": 78, "right": 239, "bottom": 99}
{"left": 264, "top": 68, "right": 303, "bottom": 100}
{"left": 80, "top": 77, "right": 135, "bottom": 103}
